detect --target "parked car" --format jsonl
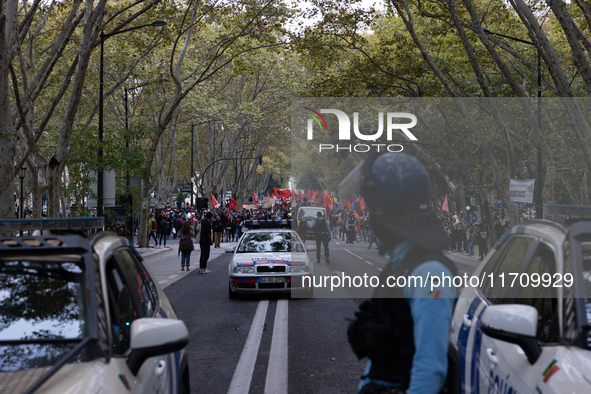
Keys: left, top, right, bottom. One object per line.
{"left": 227, "top": 228, "right": 315, "bottom": 298}
{"left": 0, "top": 218, "right": 190, "bottom": 394}
{"left": 450, "top": 205, "right": 591, "bottom": 393}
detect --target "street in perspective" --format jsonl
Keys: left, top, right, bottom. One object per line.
{"left": 2, "top": 0, "right": 591, "bottom": 393}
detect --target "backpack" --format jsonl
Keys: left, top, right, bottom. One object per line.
{"left": 150, "top": 219, "right": 157, "bottom": 231}
{"left": 179, "top": 236, "right": 194, "bottom": 252}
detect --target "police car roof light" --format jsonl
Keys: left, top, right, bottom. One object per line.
{"left": 0, "top": 217, "right": 104, "bottom": 233}
{"left": 544, "top": 205, "right": 591, "bottom": 220}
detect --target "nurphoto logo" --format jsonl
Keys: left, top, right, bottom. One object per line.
{"left": 303, "top": 108, "right": 418, "bottom": 153}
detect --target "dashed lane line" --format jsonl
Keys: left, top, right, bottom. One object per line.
{"left": 365, "top": 261, "right": 373, "bottom": 266}
{"left": 345, "top": 249, "right": 364, "bottom": 260}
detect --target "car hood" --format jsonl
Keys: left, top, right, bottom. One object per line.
{"left": 232, "top": 252, "right": 309, "bottom": 267}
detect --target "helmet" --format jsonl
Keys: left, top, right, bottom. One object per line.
{"left": 361, "top": 153, "right": 431, "bottom": 216}
{"left": 340, "top": 152, "right": 448, "bottom": 253}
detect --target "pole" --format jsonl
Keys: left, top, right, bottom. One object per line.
{"left": 125, "top": 86, "right": 130, "bottom": 188}
{"left": 191, "top": 124, "right": 194, "bottom": 207}
{"left": 20, "top": 178, "right": 24, "bottom": 236}
{"left": 98, "top": 32, "right": 104, "bottom": 217}
{"left": 535, "top": 51, "right": 543, "bottom": 219}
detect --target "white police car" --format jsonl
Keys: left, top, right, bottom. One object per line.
{"left": 227, "top": 228, "right": 315, "bottom": 298}
{"left": 451, "top": 205, "right": 591, "bottom": 393}
{"left": 0, "top": 218, "right": 190, "bottom": 393}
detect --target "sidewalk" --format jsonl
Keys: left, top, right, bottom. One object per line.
{"left": 139, "top": 241, "right": 239, "bottom": 289}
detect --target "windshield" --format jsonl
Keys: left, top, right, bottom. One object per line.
{"left": 236, "top": 232, "right": 305, "bottom": 253}
{"left": 298, "top": 208, "right": 325, "bottom": 220}
{"left": 0, "top": 257, "right": 88, "bottom": 372}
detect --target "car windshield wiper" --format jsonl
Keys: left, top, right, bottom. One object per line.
{"left": 22, "top": 336, "right": 96, "bottom": 394}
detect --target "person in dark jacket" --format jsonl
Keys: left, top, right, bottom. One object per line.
{"left": 158, "top": 217, "right": 168, "bottom": 247}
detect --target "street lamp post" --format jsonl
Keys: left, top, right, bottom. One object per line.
{"left": 191, "top": 123, "right": 194, "bottom": 208}
{"left": 97, "top": 19, "right": 166, "bottom": 218}
{"left": 19, "top": 166, "right": 27, "bottom": 236}
{"left": 483, "top": 27, "right": 544, "bottom": 218}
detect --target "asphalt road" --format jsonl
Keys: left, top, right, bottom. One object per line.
{"left": 154, "top": 236, "right": 481, "bottom": 394}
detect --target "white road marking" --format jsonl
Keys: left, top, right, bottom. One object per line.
{"left": 157, "top": 280, "right": 168, "bottom": 284}
{"left": 167, "top": 274, "right": 179, "bottom": 279}
{"left": 345, "top": 249, "right": 363, "bottom": 260}
{"left": 264, "top": 300, "right": 288, "bottom": 394}
{"left": 227, "top": 300, "right": 269, "bottom": 394}
{"left": 335, "top": 241, "right": 340, "bottom": 245}
{"left": 365, "top": 261, "right": 373, "bottom": 266}
{"left": 377, "top": 268, "right": 383, "bottom": 272}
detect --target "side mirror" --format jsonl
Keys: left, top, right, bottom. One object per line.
{"left": 127, "top": 318, "right": 189, "bottom": 375}
{"left": 307, "top": 245, "right": 317, "bottom": 252}
{"left": 225, "top": 246, "right": 235, "bottom": 253}
{"left": 480, "top": 304, "right": 541, "bottom": 364}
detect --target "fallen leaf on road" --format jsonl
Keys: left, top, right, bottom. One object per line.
{"left": 171, "top": 291, "right": 177, "bottom": 293}
{"left": 310, "top": 374, "right": 314, "bottom": 377}
{"left": 235, "top": 327, "right": 241, "bottom": 330}
{"left": 330, "top": 357, "right": 335, "bottom": 361}
{"left": 264, "top": 324, "right": 268, "bottom": 330}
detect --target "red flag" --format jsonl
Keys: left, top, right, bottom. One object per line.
{"left": 357, "top": 196, "right": 366, "bottom": 213}
{"left": 322, "top": 191, "right": 332, "bottom": 219}
{"left": 354, "top": 212, "right": 361, "bottom": 234}
{"left": 210, "top": 193, "right": 220, "bottom": 209}
{"left": 254, "top": 193, "right": 258, "bottom": 205}
{"left": 228, "top": 197, "right": 237, "bottom": 211}
{"left": 442, "top": 195, "right": 449, "bottom": 214}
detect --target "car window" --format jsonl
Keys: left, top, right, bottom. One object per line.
{"left": 479, "top": 236, "right": 535, "bottom": 303}
{"left": 106, "top": 250, "right": 156, "bottom": 355}
{"left": 0, "top": 257, "right": 89, "bottom": 371}
{"left": 115, "top": 250, "right": 157, "bottom": 317}
{"left": 513, "top": 243, "right": 560, "bottom": 343}
{"left": 237, "top": 232, "right": 305, "bottom": 253}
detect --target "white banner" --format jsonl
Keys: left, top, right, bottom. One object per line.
{"left": 509, "top": 179, "right": 535, "bottom": 203}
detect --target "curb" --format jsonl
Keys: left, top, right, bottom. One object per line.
{"left": 138, "top": 246, "right": 172, "bottom": 258}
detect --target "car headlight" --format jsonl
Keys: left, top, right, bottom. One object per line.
{"left": 290, "top": 265, "right": 307, "bottom": 273}
{"left": 235, "top": 266, "right": 254, "bottom": 274}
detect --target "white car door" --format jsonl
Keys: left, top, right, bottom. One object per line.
{"left": 481, "top": 240, "right": 561, "bottom": 394}
{"left": 104, "top": 251, "right": 167, "bottom": 393}
{"left": 456, "top": 235, "right": 538, "bottom": 393}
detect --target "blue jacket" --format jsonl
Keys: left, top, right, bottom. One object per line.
{"left": 358, "top": 242, "right": 455, "bottom": 394}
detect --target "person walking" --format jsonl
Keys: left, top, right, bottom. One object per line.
{"left": 478, "top": 222, "right": 489, "bottom": 261}
{"left": 213, "top": 216, "right": 223, "bottom": 248}
{"left": 158, "top": 217, "right": 168, "bottom": 247}
{"left": 342, "top": 153, "right": 457, "bottom": 394}
{"left": 199, "top": 212, "right": 213, "bottom": 273}
{"left": 148, "top": 215, "right": 158, "bottom": 247}
{"left": 178, "top": 221, "right": 194, "bottom": 271}
{"left": 298, "top": 215, "right": 308, "bottom": 243}
{"left": 311, "top": 211, "right": 331, "bottom": 263}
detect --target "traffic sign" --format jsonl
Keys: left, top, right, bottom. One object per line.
{"left": 466, "top": 212, "right": 478, "bottom": 224}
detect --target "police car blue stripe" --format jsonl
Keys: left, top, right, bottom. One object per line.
{"left": 458, "top": 298, "right": 482, "bottom": 394}
{"left": 470, "top": 304, "right": 487, "bottom": 394}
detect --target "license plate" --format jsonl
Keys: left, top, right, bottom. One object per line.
{"left": 260, "top": 277, "right": 283, "bottom": 283}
